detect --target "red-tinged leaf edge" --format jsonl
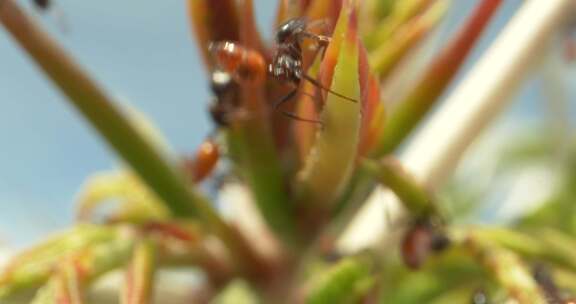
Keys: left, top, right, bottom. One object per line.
{"left": 122, "top": 240, "right": 156, "bottom": 304}
{"left": 293, "top": 54, "right": 323, "bottom": 167}
{"left": 373, "top": 0, "right": 504, "bottom": 156}
{"left": 305, "top": 0, "right": 343, "bottom": 29}
{"left": 295, "top": 0, "right": 363, "bottom": 230}
{"left": 237, "top": 0, "right": 268, "bottom": 58}
{"left": 274, "top": 0, "right": 302, "bottom": 27}
{"left": 187, "top": 0, "right": 240, "bottom": 71}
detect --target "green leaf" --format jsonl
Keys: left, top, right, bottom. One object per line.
{"left": 121, "top": 240, "right": 157, "bottom": 304}
{"left": 0, "top": 2, "right": 263, "bottom": 276}
{"left": 212, "top": 280, "right": 258, "bottom": 304}
{"left": 306, "top": 256, "right": 374, "bottom": 304}
{"left": 373, "top": 0, "right": 504, "bottom": 156}
{"left": 296, "top": 0, "right": 362, "bottom": 214}
{"left": 361, "top": 157, "right": 438, "bottom": 218}
{"left": 0, "top": 225, "right": 135, "bottom": 300}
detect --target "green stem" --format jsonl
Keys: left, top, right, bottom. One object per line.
{"left": 121, "top": 240, "right": 157, "bottom": 304}
{"left": 454, "top": 229, "right": 547, "bottom": 303}
{"left": 0, "top": 0, "right": 200, "bottom": 218}
{"left": 361, "top": 157, "right": 437, "bottom": 218}
{"left": 0, "top": 0, "right": 263, "bottom": 278}
{"left": 373, "top": 0, "right": 504, "bottom": 157}
{"left": 473, "top": 227, "right": 576, "bottom": 273}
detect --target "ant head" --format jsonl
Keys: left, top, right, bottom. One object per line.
{"left": 276, "top": 18, "right": 306, "bottom": 44}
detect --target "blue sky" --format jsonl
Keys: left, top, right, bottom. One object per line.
{"left": 0, "top": 0, "right": 570, "bottom": 247}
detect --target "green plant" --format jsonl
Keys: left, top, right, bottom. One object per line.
{"left": 1, "top": 0, "right": 575, "bottom": 303}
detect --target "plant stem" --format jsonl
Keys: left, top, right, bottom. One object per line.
{"left": 0, "top": 0, "right": 199, "bottom": 219}
{"left": 0, "top": 0, "right": 265, "bottom": 279}
{"left": 361, "top": 157, "right": 437, "bottom": 218}
{"left": 458, "top": 230, "right": 547, "bottom": 303}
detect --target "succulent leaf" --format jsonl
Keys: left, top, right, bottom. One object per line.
{"left": 121, "top": 240, "right": 157, "bottom": 304}
{"left": 187, "top": 0, "right": 240, "bottom": 70}
{"left": 374, "top": 0, "right": 504, "bottom": 156}
{"left": 0, "top": 225, "right": 132, "bottom": 299}
{"left": 305, "top": 256, "right": 374, "bottom": 304}
{"left": 76, "top": 170, "right": 170, "bottom": 223}
{"left": 296, "top": 0, "right": 363, "bottom": 221}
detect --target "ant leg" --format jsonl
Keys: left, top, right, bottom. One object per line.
{"left": 301, "top": 73, "right": 358, "bottom": 103}
{"left": 301, "top": 31, "right": 331, "bottom": 49}
{"left": 274, "top": 88, "right": 324, "bottom": 125}
{"left": 297, "top": 90, "right": 323, "bottom": 108}
{"left": 274, "top": 87, "right": 298, "bottom": 111}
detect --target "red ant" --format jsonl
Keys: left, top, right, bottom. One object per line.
{"left": 269, "top": 18, "right": 358, "bottom": 123}
{"left": 209, "top": 41, "right": 266, "bottom": 85}
{"left": 188, "top": 43, "right": 267, "bottom": 182}
{"left": 207, "top": 69, "right": 241, "bottom": 128}
{"left": 184, "top": 70, "right": 240, "bottom": 183}
{"left": 186, "top": 138, "right": 220, "bottom": 183}
{"left": 401, "top": 218, "right": 450, "bottom": 270}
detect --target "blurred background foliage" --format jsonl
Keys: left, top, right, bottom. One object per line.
{"left": 0, "top": 0, "right": 575, "bottom": 303}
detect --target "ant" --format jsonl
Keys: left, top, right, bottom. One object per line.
{"left": 269, "top": 17, "right": 358, "bottom": 123}
{"left": 209, "top": 41, "right": 266, "bottom": 85}
{"left": 207, "top": 69, "right": 241, "bottom": 128}
{"left": 400, "top": 218, "right": 450, "bottom": 270}
{"left": 184, "top": 70, "right": 240, "bottom": 183}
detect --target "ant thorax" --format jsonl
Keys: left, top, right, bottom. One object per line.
{"left": 208, "top": 70, "right": 239, "bottom": 129}
{"left": 269, "top": 54, "right": 303, "bottom": 84}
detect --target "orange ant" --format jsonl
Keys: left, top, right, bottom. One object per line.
{"left": 209, "top": 41, "right": 267, "bottom": 85}
{"left": 185, "top": 70, "right": 239, "bottom": 183}
{"left": 207, "top": 69, "right": 241, "bottom": 128}
{"left": 269, "top": 18, "right": 358, "bottom": 123}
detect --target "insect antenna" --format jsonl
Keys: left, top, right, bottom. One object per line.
{"left": 301, "top": 73, "right": 358, "bottom": 103}
{"left": 274, "top": 88, "right": 324, "bottom": 126}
